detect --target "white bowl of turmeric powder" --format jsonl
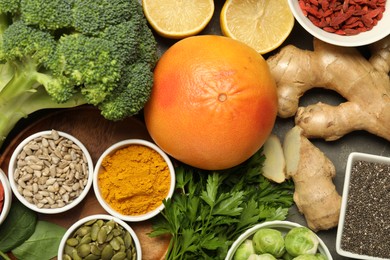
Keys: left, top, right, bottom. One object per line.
{"left": 93, "top": 139, "right": 176, "bottom": 222}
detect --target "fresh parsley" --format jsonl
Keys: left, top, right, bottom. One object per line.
{"left": 150, "top": 149, "right": 294, "bottom": 259}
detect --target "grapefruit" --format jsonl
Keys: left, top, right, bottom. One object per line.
{"left": 144, "top": 35, "right": 278, "bottom": 170}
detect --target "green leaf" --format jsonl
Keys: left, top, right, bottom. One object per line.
{"left": 200, "top": 233, "right": 225, "bottom": 250}
{"left": 212, "top": 191, "right": 244, "bottom": 216}
{"left": 181, "top": 229, "right": 198, "bottom": 252}
{"left": 236, "top": 198, "right": 260, "bottom": 232}
{"left": 12, "top": 221, "right": 66, "bottom": 260}
{"left": 175, "top": 166, "right": 191, "bottom": 192}
{"left": 187, "top": 196, "right": 200, "bottom": 223}
{"left": 0, "top": 200, "right": 37, "bottom": 252}
{"left": 200, "top": 174, "right": 220, "bottom": 207}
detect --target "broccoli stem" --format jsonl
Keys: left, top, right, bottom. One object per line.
{"left": 0, "top": 14, "right": 8, "bottom": 35}
{"left": 0, "top": 59, "right": 86, "bottom": 147}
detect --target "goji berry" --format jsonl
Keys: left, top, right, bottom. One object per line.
{"left": 298, "top": 0, "right": 386, "bottom": 36}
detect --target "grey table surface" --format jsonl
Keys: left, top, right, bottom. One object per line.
{"left": 3, "top": 1, "right": 389, "bottom": 259}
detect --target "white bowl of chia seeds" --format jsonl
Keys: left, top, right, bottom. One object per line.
{"left": 58, "top": 214, "right": 142, "bottom": 260}
{"left": 8, "top": 129, "right": 94, "bottom": 214}
{"left": 336, "top": 152, "right": 390, "bottom": 260}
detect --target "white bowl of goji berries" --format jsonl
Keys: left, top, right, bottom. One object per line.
{"left": 0, "top": 168, "right": 12, "bottom": 225}
{"left": 288, "top": 0, "right": 390, "bottom": 47}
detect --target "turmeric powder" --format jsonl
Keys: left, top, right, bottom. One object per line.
{"left": 98, "top": 144, "right": 171, "bottom": 216}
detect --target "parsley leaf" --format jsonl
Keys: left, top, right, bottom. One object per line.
{"left": 150, "top": 149, "right": 294, "bottom": 259}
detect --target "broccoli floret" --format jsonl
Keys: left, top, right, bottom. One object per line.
{"left": 0, "top": 0, "right": 157, "bottom": 148}
{"left": 0, "top": 0, "right": 20, "bottom": 14}
{"left": 50, "top": 34, "right": 122, "bottom": 104}
{"left": 72, "top": 0, "right": 138, "bottom": 36}
{"left": 20, "top": 0, "right": 73, "bottom": 30}
{"left": 101, "top": 17, "right": 144, "bottom": 66}
{"left": 1, "top": 20, "right": 55, "bottom": 64}
{"left": 99, "top": 63, "right": 153, "bottom": 120}
{"left": 0, "top": 20, "right": 74, "bottom": 102}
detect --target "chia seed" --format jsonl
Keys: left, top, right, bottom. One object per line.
{"left": 340, "top": 160, "right": 390, "bottom": 258}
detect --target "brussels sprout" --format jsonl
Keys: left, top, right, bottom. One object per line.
{"left": 315, "top": 253, "right": 327, "bottom": 260}
{"left": 234, "top": 239, "right": 256, "bottom": 260}
{"left": 285, "top": 227, "right": 319, "bottom": 256}
{"left": 282, "top": 251, "right": 295, "bottom": 260}
{"left": 292, "top": 254, "right": 320, "bottom": 260}
{"left": 248, "top": 254, "right": 262, "bottom": 260}
{"left": 252, "top": 228, "right": 285, "bottom": 258}
{"left": 248, "top": 253, "right": 277, "bottom": 260}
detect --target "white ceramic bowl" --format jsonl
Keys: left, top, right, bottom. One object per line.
{"left": 225, "top": 220, "right": 333, "bottom": 260}
{"left": 0, "top": 168, "right": 12, "bottom": 225}
{"left": 8, "top": 130, "right": 93, "bottom": 214}
{"left": 288, "top": 0, "right": 390, "bottom": 47}
{"left": 336, "top": 152, "right": 390, "bottom": 260}
{"left": 58, "top": 214, "right": 142, "bottom": 260}
{"left": 93, "top": 139, "right": 175, "bottom": 222}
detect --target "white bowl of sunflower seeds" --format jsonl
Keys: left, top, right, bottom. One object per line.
{"left": 8, "top": 129, "right": 93, "bottom": 214}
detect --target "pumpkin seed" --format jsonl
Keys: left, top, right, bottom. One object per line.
{"left": 101, "top": 244, "right": 114, "bottom": 260}
{"left": 66, "top": 238, "right": 79, "bottom": 247}
{"left": 75, "top": 226, "right": 91, "bottom": 237}
{"left": 112, "top": 251, "right": 126, "bottom": 260}
{"left": 77, "top": 244, "right": 91, "bottom": 258}
{"left": 97, "top": 226, "right": 108, "bottom": 244}
{"left": 63, "top": 254, "right": 72, "bottom": 260}
{"left": 84, "top": 254, "right": 100, "bottom": 260}
{"left": 90, "top": 244, "right": 102, "bottom": 255}
{"left": 109, "top": 237, "right": 121, "bottom": 251}
{"left": 90, "top": 223, "right": 100, "bottom": 241}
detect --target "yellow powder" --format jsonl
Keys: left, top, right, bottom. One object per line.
{"left": 98, "top": 144, "right": 171, "bottom": 215}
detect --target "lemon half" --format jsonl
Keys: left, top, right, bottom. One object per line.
{"left": 142, "top": 0, "right": 214, "bottom": 39}
{"left": 220, "top": 0, "right": 294, "bottom": 54}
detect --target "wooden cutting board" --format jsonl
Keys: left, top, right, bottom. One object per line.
{"left": 0, "top": 106, "right": 169, "bottom": 260}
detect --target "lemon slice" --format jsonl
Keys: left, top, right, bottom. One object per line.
{"left": 220, "top": 0, "right": 294, "bottom": 54}
{"left": 142, "top": 0, "right": 214, "bottom": 39}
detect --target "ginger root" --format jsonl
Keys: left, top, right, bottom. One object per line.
{"left": 261, "top": 134, "right": 286, "bottom": 183}
{"left": 283, "top": 126, "right": 341, "bottom": 231}
{"left": 267, "top": 36, "right": 390, "bottom": 141}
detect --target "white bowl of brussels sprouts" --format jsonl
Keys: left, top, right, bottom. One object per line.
{"left": 225, "top": 220, "right": 332, "bottom": 260}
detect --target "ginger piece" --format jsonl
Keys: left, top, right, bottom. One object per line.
{"left": 283, "top": 126, "right": 341, "bottom": 231}
{"left": 261, "top": 134, "right": 286, "bottom": 183}
{"left": 267, "top": 36, "right": 390, "bottom": 141}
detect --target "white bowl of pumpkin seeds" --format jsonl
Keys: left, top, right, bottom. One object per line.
{"left": 8, "top": 129, "right": 94, "bottom": 214}
{"left": 58, "top": 214, "right": 142, "bottom": 260}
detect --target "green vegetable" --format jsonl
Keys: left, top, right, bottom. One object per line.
{"left": 0, "top": 200, "right": 37, "bottom": 252}
{"left": 0, "top": 0, "right": 157, "bottom": 148}
{"left": 314, "top": 253, "right": 327, "bottom": 260}
{"left": 250, "top": 253, "right": 277, "bottom": 260}
{"left": 284, "top": 227, "right": 319, "bottom": 257}
{"left": 282, "top": 251, "right": 295, "bottom": 260}
{"left": 150, "top": 150, "right": 294, "bottom": 259}
{"left": 234, "top": 239, "right": 255, "bottom": 260}
{"left": 252, "top": 228, "right": 285, "bottom": 258}
{"left": 12, "top": 221, "right": 66, "bottom": 260}
{"left": 292, "top": 254, "right": 321, "bottom": 260}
